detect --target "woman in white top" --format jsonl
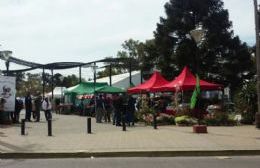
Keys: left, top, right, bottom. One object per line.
{"left": 42, "top": 97, "right": 52, "bottom": 121}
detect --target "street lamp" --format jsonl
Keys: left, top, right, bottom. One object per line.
{"left": 190, "top": 23, "right": 205, "bottom": 46}
{"left": 190, "top": 23, "right": 206, "bottom": 74}
{"left": 253, "top": 0, "right": 260, "bottom": 128}
{"left": 59, "top": 76, "right": 65, "bottom": 103}
{"left": 0, "top": 50, "right": 12, "bottom": 76}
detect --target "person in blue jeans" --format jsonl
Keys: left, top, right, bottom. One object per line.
{"left": 42, "top": 97, "right": 52, "bottom": 121}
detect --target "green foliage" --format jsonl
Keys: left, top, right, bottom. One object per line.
{"left": 17, "top": 73, "right": 43, "bottom": 96}
{"left": 14, "top": 72, "right": 81, "bottom": 97}
{"left": 97, "top": 67, "right": 119, "bottom": 79}
{"left": 138, "top": 98, "right": 154, "bottom": 116}
{"left": 153, "top": 0, "right": 254, "bottom": 90}
{"left": 233, "top": 79, "right": 257, "bottom": 124}
{"left": 136, "top": 97, "right": 155, "bottom": 125}
{"left": 98, "top": 38, "right": 159, "bottom": 80}
{"left": 203, "top": 113, "right": 236, "bottom": 126}
{"left": 175, "top": 115, "right": 198, "bottom": 126}
{"left": 62, "top": 74, "right": 80, "bottom": 88}
{"left": 157, "top": 114, "right": 175, "bottom": 125}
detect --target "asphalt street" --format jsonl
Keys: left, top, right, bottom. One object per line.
{"left": 1, "top": 156, "right": 260, "bottom": 168}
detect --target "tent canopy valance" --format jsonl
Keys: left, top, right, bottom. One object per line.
{"left": 65, "top": 82, "right": 126, "bottom": 95}
{"left": 155, "top": 66, "right": 223, "bottom": 92}
{"left": 95, "top": 86, "right": 126, "bottom": 93}
{"left": 127, "top": 71, "right": 170, "bottom": 94}
{"left": 65, "top": 82, "right": 108, "bottom": 95}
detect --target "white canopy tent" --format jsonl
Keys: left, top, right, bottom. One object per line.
{"left": 92, "top": 71, "right": 142, "bottom": 89}
{"left": 46, "top": 87, "right": 67, "bottom": 98}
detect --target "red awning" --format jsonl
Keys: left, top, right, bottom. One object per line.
{"left": 156, "top": 66, "right": 223, "bottom": 92}
{"left": 127, "top": 71, "right": 170, "bottom": 93}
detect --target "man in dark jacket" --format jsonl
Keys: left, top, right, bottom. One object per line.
{"left": 127, "top": 95, "right": 136, "bottom": 126}
{"left": 25, "top": 92, "right": 32, "bottom": 121}
{"left": 34, "top": 94, "right": 42, "bottom": 122}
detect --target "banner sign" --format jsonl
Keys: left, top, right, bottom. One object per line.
{"left": 0, "top": 76, "right": 16, "bottom": 112}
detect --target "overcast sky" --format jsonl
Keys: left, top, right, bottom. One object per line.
{"left": 0, "top": 0, "right": 256, "bottom": 78}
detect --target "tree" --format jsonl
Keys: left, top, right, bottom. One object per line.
{"left": 13, "top": 72, "right": 25, "bottom": 97}
{"left": 14, "top": 71, "right": 79, "bottom": 96}
{"left": 17, "top": 73, "right": 43, "bottom": 96}
{"left": 154, "top": 0, "right": 254, "bottom": 91}
{"left": 62, "top": 74, "right": 79, "bottom": 88}
{"left": 97, "top": 39, "right": 142, "bottom": 78}
{"left": 234, "top": 79, "right": 257, "bottom": 124}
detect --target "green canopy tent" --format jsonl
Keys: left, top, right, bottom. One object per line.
{"left": 64, "top": 82, "right": 108, "bottom": 104}
{"left": 65, "top": 82, "right": 108, "bottom": 95}
{"left": 95, "top": 85, "right": 126, "bottom": 94}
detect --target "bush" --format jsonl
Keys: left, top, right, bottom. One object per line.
{"left": 175, "top": 115, "right": 198, "bottom": 126}
{"left": 157, "top": 113, "right": 175, "bottom": 125}
{"left": 203, "top": 113, "right": 237, "bottom": 126}
{"left": 233, "top": 79, "right": 257, "bottom": 124}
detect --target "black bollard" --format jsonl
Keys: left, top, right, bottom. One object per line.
{"left": 21, "top": 119, "right": 25, "bottom": 135}
{"left": 122, "top": 117, "right": 126, "bottom": 131}
{"left": 87, "top": 117, "right": 91, "bottom": 134}
{"left": 48, "top": 119, "right": 52, "bottom": 136}
{"left": 122, "top": 104, "right": 126, "bottom": 131}
{"left": 153, "top": 113, "right": 157, "bottom": 129}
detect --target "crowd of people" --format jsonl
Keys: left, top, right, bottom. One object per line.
{"left": 85, "top": 94, "right": 136, "bottom": 126}
{"left": 8, "top": 92, "right": 137, "bottom": 127}
{"left": 7, "top": 91, "right": 176, "bottom": 127}
{"left": 10, "top": 92, "right": 53, "bottom": 123}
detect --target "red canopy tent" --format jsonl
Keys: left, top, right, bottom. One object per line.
{"left": 127, "top": 71, "right": 170, "bottom": 94}
{"left": 156, "top": 66, "right": 223, "bottom": 92}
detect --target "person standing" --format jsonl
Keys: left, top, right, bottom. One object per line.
{"left": 104, "top": 95, "right": 112, "bottom": 122}
{"left": 113, "top": 94, "right": 122, "bottom": 126}
{"left": 25, "top": 92, "right": 32, "bottom": 122}
{"left": 34, "top": 94, "right": 42, "bottom": 122}
{"left": 127, "top": 95, "right": 136, "bottom": 126}
{"left": 95, "top": 95, "right": 105, "bottom": 123}
{"left": 14, "top": 97, "right": 23, "bottom": 123}
{"left": 42, "top": 97, "right": 52, "bottom": 121}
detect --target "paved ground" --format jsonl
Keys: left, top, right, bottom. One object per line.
{"left": 1, "top": 111, "right": 260, "bottom": 157}
{"left": 2, "top": 156, "right": 260, "bottom": 168}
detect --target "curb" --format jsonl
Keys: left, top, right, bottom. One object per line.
{"left": 1, "top": 150, "right": 260, "bottom": 159}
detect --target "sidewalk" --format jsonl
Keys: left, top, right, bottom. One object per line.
{"left": 1, "top": 111, "right": 260, "bottom": 158}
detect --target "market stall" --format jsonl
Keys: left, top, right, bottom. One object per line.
{"left": 127, "top": 71, "right": 169, "bottom": 93}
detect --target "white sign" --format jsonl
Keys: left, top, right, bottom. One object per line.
{"left": 0, "top": 76, "right": 16, "bottom": 112}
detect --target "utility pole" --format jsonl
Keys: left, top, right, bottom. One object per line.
{"left": 254, "top": 0, "right": 260, "bottom": 128}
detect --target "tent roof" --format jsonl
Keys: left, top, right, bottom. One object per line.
{"left": 127, "top": 71, "right": 169, "bottom": 93}
{"left": 46, "top": 87, "right": 67, "bottom": 97}
{"left": 65, "top": 82, "right": 108, "bottom": 95}
{"left": 90, "top": 71, "right": 141, "bottom": 89}
{"left": 156, "top": 66, "right": 223, "bottom": 91}
{"left": 95, "top": 85, "right": 126, "bottom": 93}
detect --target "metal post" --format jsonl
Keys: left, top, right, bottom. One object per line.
{"left": 129, "top": 60, "right": 132, "bottom": 86}
{"left": 48, "top": 119, "right": 52, "bottom": 136}
{"left": 93, "top": 62, "right": 97, "bottom": 116}
{"left": 122, "top": 104, "right": 126, "bottom": 131}
{"left": 153, "top": 113, "right": 157, "bottom": 129}
{"left": 79, "top": 66, "right": 82, "bottom": 83}
{"left": 87, "top": 117, "right": 91, "bottom": 134}
{"left": 140, "top": 69, "right": 143, "bottom": 84}
{"left": 51, "top": 69, "right": 54, "bottom": 100}
{"left": 5, "top": 61, "right": 9, "bottom": 76}
{"left": 254, "top": 0, "right": 260, "bottom": 128}
{"left": 21, "top": 119, "right": 25, "bottom": 135}
{"left": 109, "top": 64, "right": 112, "bottom": 86}
{"left": 42, "top": 67, "right": 45, "bottom": 98}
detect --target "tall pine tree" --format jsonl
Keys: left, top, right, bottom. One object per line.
{"left": 154, "top": 0, "right": 253, "bottom": 91}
